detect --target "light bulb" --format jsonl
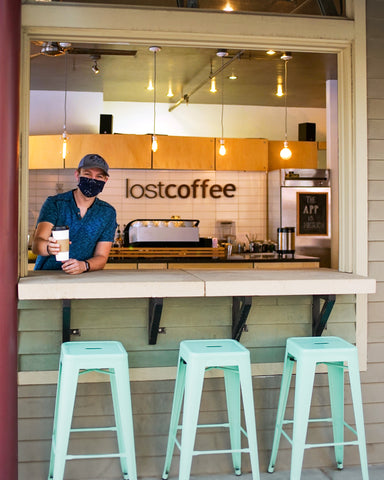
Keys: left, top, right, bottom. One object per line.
{"left": 62, "top": 131, "right": 68, "bottom": 160}
{"left": 266, "top": 49, "right": 276, "bottom": 55}
{"left": 219, "top": 139, "right": 226, "bottom": 156}
{"left": 210, "top": 77, "right": 217, "bottom": 93}
{"left": 280, "top": 141, "right": 292, "bottom": 160}
{"left": 167, "top": 85, "right": 174, "bottom": 97}
{"left": 151, "top": 135, "right": 158, "bottom": 152}
{"left": 147, "top": 79, "right": 154, "bottom": 91}
{"left": 223, "top": 2, "right": 233, "bottom": 11}
{"left": 276, "top": 84, "right": 284, "bottom": 97}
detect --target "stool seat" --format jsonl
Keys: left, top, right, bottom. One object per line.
{"left": 268, "top": 336, "right": 369, "bottom": 480}
{"left": 162, "top": 339, "right": 260, "bottom": 480}
{"left": 47, "top": 341, "right": 137, "bottom": 480}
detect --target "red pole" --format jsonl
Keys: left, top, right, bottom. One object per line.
{"left": 0, "top": 0, "right": 21, "bottom": 478}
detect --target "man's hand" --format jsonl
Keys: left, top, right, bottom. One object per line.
{"left": 61, "top": 258, "right": 87, "bottom": 275}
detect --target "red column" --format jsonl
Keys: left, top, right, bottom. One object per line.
{"left": 0, "top": 0, "right": 21, "bottom": 478}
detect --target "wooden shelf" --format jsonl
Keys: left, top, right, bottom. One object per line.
{"left": 109, "top": 246, "right": 226, "bottom": 259}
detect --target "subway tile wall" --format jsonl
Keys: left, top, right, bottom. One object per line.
{"left": 29, "top": 169, "right": 267, "bottom": 242}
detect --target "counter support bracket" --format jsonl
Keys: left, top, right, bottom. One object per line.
{"left": 312, "top": 294, "right": 336, "bottom": 336}
{"left": 232, "top": 296, "right": 252, "bottom": 341}
{"left": 62, "top": 299, "right": 71, "bottom": 343}
{"left": 148, "top": 298, "right": 164, "bottom": 345}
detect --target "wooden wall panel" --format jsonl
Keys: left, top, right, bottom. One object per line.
{"left": 152, "top": 136, "right": 215, "bottom": 170}
{"left": 268, "top": 140, "right": 318, "bottom": 170}
{"left": 215, "top": 138, "right": 268, "bottom": 171}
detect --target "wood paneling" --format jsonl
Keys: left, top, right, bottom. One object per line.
{"left": 268, "top": 140, "right": 318, "bottom": 170}
{"left": 152, "top": 135, "right": 214, "bottom": 170}
{"left": 215, "top": 138, "right": 268, "bottom": 171}
{"left": 29, "top": 134, "right": 152, "bottom": 169}
{"left": 29, "top": 135, "right": 64, "bottom": 169}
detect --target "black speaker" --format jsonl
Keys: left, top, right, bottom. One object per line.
{"left": 99, "top": 114, "right": 113, "bottom": 134}
{"left": 298, "top": 122, "right": 316, "bottom": 141}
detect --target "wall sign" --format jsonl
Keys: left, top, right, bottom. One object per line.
{"left": 297, "top": 192, "right": 328, "bottom": 236}
{"left": 126, "top": 178, "right": 236, "bottom": 199}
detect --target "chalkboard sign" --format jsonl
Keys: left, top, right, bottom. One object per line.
{"left": 297, "top": 192, "right": 328, "bottom": 236}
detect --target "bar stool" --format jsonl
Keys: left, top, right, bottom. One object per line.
{"left": 162, "top": 339, "right": 260, "bottom": 480}
{"left": 47, "top": 341, "right": 137, "bottom": 480}
{"left": 268, "top": 336, "right": 369, "bottom": 480}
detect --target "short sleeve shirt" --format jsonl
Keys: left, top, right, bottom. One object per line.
{"left": 34, "top": 190, "right": 117, "bottom": 270}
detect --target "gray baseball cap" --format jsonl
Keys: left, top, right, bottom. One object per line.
{"left": 78, "top": 154, "right": 109, "bottom": 176}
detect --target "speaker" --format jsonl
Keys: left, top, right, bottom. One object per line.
{"left": 99, "top": 114, "right": 113, "bottom": 134}
{"left": 298, "top": 122, "right": 316, "bottom": 141}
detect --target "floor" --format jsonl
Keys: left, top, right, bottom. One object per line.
{"left": 149, "top": 463, "right": 384, "bottom": 480}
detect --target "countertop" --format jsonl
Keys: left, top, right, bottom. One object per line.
{"left": 18, "top": 268, "right": 376, "bottom": 300}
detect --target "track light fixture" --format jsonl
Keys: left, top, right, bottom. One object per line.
{"left": 90, "top": 54, "right": 100, "bottom": 75}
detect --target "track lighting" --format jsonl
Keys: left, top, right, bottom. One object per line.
{"left": 90, "top": 54, "right": 100, "bottom": 75}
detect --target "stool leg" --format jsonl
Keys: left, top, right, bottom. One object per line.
{"left": 48, "top": 363, "right": 79, "bottom": 480}
{"left": 290, "top": 359, "right": 316, "bottom": 480}
{"left": 238, "top": 362, "right": 260, "bottom": 480}
{"left": 347, "top": 355, "right": 370, "bottom": 480}
{"left": 110, "top": 361, "right": 137, "bottom": 480}
{"left": 327, "top": 362, "right": 345, "bottom": 469}
{"left": 162, "top": 358, "right": 187, "bottom": 480}
{"left": 268, "top": 355, "right": 295, "bottom": 473}
{"left": 178, "top": 361, "right": 205, "bottom": 480}
{"left": 224, "top": 367, "right": 241, "bottom": 475}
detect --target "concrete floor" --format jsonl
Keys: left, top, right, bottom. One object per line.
{"left": 150, "top": 464, "right": 384, "bottom": 480}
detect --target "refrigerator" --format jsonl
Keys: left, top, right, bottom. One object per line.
{"left": 268, "top": 169, "right": 331, "bottom": 267}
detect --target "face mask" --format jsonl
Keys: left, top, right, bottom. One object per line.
{"left": 78, "top": 176, "right": 106, "bottom": 198}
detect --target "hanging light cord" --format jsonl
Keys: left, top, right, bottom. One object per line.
{"left": 153, "top": 50, "right": 157, "bottom": 136}
{"left": 221, "top": 57, "right": 224, "bottom": 139}
{"left": 284, "top": 59, "right": 288, "bottom": 142}
{"left": 64, "top": 53, "right": 68, "bottom": 133}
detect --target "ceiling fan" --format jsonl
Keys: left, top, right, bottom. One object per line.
{"left": 30, "top": 41, "right": 137, "bottom": 59}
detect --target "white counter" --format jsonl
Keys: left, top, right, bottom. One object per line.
{"left": 18, "top": 268, "right": 375, "bottom": 300}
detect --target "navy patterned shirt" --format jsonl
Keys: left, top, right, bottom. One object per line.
{"left": 34, "top": 190, "right": 117, "bottom": 270}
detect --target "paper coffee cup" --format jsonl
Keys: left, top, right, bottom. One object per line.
{"left": 52, "top": 226, "right": 69, "bottom": 261}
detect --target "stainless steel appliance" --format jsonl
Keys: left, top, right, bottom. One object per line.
{"left": 124, "top": 219, "right": 200, "bottom": 247}
{"left": 268, "top": 169, "right": 331, "bottom": 267}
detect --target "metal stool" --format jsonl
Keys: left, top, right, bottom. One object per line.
{"left": 47, "top": 341, "right": 137, "bottom": 480}
{"left": 162, "top": 339, "right": 260, "bottom": 480}
{"left": 268, "top": 336, "right": 369, "bottom": 480}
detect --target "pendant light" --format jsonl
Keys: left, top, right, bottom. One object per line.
{"left": 149, "top": 46, "right": 161, "bottom": 153}
{"left": 218, "top": 53, "right": 227, "bottom": 156}
{"left": 209, "top": 60, "right": 217, "bottom": 93}
{"left": 62, "top": 52, "right": 68, "bottom": 166}
{"left": 280, "top": 52, "right": 292, "bottom": 160}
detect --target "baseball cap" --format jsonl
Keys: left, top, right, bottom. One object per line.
{"left": 78, "top": 154, "right": 109, "bottom": 176}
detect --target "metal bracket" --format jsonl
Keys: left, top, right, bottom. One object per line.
{"left": 148, "top": 298, "right": 164, "bottom": 345}
{"left": 62, "top": 299, "right": 71, "bottom": 343}
{"left": 312, "top": 294, "right": 336, "bottom": 336}
{"left": 232, "top": 296, "right": 252, "bottom": 341}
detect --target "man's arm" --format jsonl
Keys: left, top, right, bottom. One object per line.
{"left": 61, "top": 241, "right": 112, "bottom": 275}
{"left": 32, "top": 221, "right": 60, "bottom": 257}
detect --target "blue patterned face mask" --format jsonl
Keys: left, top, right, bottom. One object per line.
{"left": 78, "top": 176, "right": 106, "bottom": 197}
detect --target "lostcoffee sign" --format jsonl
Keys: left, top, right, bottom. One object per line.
{"left": 126, "top": 178, "right": 236, "bottom": 199}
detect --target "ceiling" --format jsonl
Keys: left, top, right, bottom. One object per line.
{"left": 30, "top": 43, "right": 337, "bottom": 109}
{"left": 29, "top": 0, "right": 341, "bottom": 109}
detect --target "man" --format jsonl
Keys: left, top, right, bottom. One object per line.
{"left": 32, "top": 154, "right": 117, "bottom": 274}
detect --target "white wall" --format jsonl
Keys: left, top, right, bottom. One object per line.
{"left": 29, "top": 168, "right": 267, "bottom": 244}
{"left": 30, "top": 91, "right": 326, "bottom": 141}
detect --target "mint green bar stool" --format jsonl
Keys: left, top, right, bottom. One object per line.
{"left": 268, "top": 336, "right": 369, "bottom": 480}
{"left": 48, "top": 341, "right": 137, "bottom": 480}
{"left": 162, "top": 339, "right": 260, "bottom": 480}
